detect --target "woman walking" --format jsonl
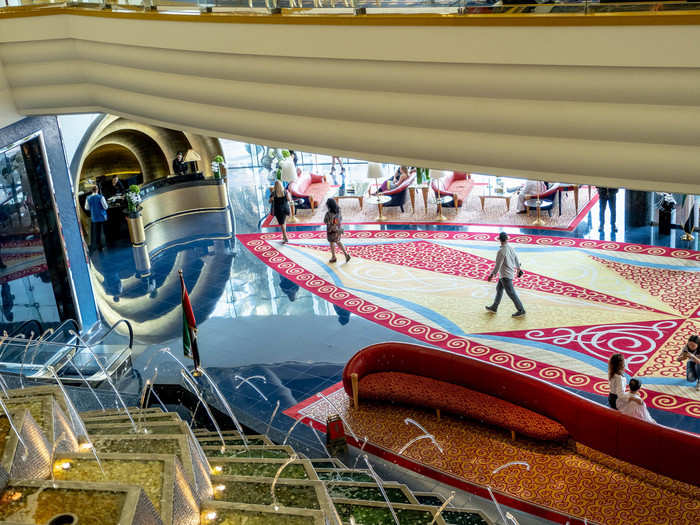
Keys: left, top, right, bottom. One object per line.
{"left": 270, "top": 180, "right": 291, "bottom": 244}
{"left": 324, "top": 198, "right": 350, "bottom": 263}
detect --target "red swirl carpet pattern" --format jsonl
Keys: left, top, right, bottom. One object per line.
{"left": 239, "top": 231, "right": 700, "bottom": 419}
{"left": 284, "top": 384, "right": 700, "bottom": 525}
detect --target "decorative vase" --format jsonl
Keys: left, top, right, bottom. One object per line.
{"left": 125, "top": 210, "right": 145, "bottom": 246}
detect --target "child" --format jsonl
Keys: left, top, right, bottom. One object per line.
{"left": 607, "top": 353, "right": 626, "bottom": 409}
{"left": 323, "top": 198, "right": 350, "bottom": 264}
{"left": 618, "top": 379, "right": 655, "bottom": 424}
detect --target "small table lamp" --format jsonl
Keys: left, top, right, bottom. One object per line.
{"left": 183, "top": 149, "right": 201, "bottom": 174}
{"left": 280, "top": 158, "right": 299, "bottom": 223}
{"left": 366, "top": 163, "right": 384, "bottom": 192}
{"left": 429, "top": 169, "right": 449, "bottom": 221}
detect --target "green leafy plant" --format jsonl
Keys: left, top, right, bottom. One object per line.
{"left": 126, "top": 185, "right": 142, "bottom": 213}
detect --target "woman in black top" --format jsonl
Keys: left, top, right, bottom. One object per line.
{"left": 270, "top": 180, "right": 291, "bottom": 244}
{"left": 678, "top": 334, "right": 700, "bottom": 391}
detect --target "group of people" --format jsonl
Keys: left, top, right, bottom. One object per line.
{"left": 84, "top": 175, "right": 125, "bottom": 252}
{"left": 607, "top": 336, "right": 699, "bottom": 424}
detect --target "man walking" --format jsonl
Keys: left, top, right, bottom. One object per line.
{"left": 596, "top": 187, "right": 618, "bottom": 233}
{"left": 84, "top": 185, "right": 108, "bottom": 252}
{"left": 486, "top": 232, "right": 526, "bottom": 317}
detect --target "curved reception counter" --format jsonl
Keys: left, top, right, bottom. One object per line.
{"left": 127, "top": 174, "right": 232, "bottom": 275}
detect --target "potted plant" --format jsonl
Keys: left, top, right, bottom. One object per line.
{"left": 212, "top": 155, "right": 225, "bottom": 179}
{"left": 415, "top": 167, "right": 428, "bottom": 185}
{"left": 126, "top": 185, "right": 142, "bottom": 216}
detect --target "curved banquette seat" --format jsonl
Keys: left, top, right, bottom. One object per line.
{"left": 342, "top": 342, "right": 699, "bottom": 487}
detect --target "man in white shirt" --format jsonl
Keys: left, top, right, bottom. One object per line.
{"left": 486, "top": 232, "right": 526, "bottom": 317}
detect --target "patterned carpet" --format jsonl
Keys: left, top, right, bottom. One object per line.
{"left": 262, "top": 184, "right": 597, "bottom": 231}
{"left": 284, "top": 385, "right": 700, "bottom": 525}
{"left": 239, "top": 231, "right": 700, "bottom": 419}
{"left": 0, "top": 239, "right": 47, "bottom": 285}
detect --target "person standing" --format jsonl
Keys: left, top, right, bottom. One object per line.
{"left": 269, "top": 180, "right": 292, "bottom": 244}
{"left": 324, "top": 198, "right": 350, "bottom": 264}
{"left": 597, "top": 187, "right": 618, "bottom": 232}
{"left": 485, "top": 232, "right": 525, "bottom": 317}
{"left": 607, "top": 353, "right": 627, "bottom": 409}
{"left": 84, "top": 185, "right": 108, "bottom": 252}
{"left": 678, "top": 334, "right": 700, "bottom": 391}
{"left": 172, "top": 151, "right": 187, "bottom": 176}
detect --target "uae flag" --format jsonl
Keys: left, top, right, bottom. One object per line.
{"left": 179, "top": 270, "right": 201, "bottom": 370}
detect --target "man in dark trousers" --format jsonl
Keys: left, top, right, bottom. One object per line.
{"left": 486, "top": 232, "right": 526, "bottom": 318}
{"left": 172, "top": 151, "right": 187, "bottom": 176}
{"left": 84, "top": 185, "right": 108, "bottom": 252}
{"left": 597, "top": 187, "right": 619, "bottom": 233}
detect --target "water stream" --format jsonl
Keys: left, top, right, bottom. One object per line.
{"left": 487, "top": 486, "right": 507, "bottom": 525}
{"left": 234, "top": 375, "right": 268, "bottom": 402}
{"left": 428, "top": 490, "right": 455, "bottom": 525}
{"left": 46, "top": 366, "right": 105, "bottom": 477}
{"left": 270, "top": 453, "right": 298, "bottom": 511}
{"left": 65, "top": 350, "right": 106, "bottom": 412}
{"left": 266, "top": 400, "right": 280, "bottom": 437}
{"left": 69, "top": 331, "right": 137, "bottom": 432}
{"left": 18, "top": 331, "right": 35, "bottom": 389}
{"left": 179, "top": 370, "right": 227, "bottom": 452}
{"left": 282, "top": 417, "right": 304, "bottom": 446}
{"left": 197, "top": 367, "right": 249, "bottom": 449}
{"left": 363, "top": 454, "right": 400, "bottom": 525}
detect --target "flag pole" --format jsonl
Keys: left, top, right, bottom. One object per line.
{"left": 180, "top": 269, "right": 202, "bottom": 377}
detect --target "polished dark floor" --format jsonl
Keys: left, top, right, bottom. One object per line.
{"left": 88, "top": 148, "right": 699, "bottom": 454}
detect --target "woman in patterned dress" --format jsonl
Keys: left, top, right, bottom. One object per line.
{"left": 323, "top": 198, "right": 350, "bottom": 264}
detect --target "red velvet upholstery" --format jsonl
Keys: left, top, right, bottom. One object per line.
{"left": 381, "top": 174, "right": 414, "bottom": 196}
{"left": 430, "top": 172, "right": 471, "bottom": 207}
{"left": 343, "top": 342, "right": 699, "bottom": 486}
{"left": 360, "top": 372, "right": 568, "bottom": 441}
{"left": 289, "top": 172, "right": 329, "bottom": 209}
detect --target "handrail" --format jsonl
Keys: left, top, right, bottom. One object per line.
{"left": 3, "top": 1, "right": 700, "bottom": 24}
{"left": 8, "top": 319, "right": 43, "bottom": 338}
{"left": 88, "top": 319, "right": 134, "bottom": 350}
{"left": 46, "top": 318, "right": 81, "bottom": 342}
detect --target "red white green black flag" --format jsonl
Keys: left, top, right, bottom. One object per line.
{"left": 179, "top": 270, "right": 201, "bottom": 370}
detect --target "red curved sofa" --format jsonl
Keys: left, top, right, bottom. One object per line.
{"left": 342, "top": 342, "right": 699, "bottom": 487}
{"left": 289, "top": 171, "right": 329, "bottom": 209}
{"left": 430, "top": 172, "right": 471, "bottom": 207}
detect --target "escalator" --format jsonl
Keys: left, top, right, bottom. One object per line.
{"left": 0, "top": 318, "right": 134, "bottom": 385}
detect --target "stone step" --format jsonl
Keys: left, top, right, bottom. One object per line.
{"left": 206, "top": 457, "right": 318, "bottom": 481}
{"left": 0, "top": 480, "right": 160, "bottom": 525}
{"left": 205, "top": 444, "right": 296, "bottom": 460}
{"left": 52, "top": 452, "right": 198, "bottom": 525}
{"left": 89, "top": 433, "right": 211, "bottom": 503}
{"left": 82, "top": 412, "right": 182, "bottom": 424}
{"left": 80, "top": 407, "right": 164, "bottom": 418}
{"left": 315, "top": 468, "right": 374, "bottom": 483}
{"left": 207, "top": 475, "right": 335, "bottom": 517}
{"left": 197, "top": 434, "right": 273, "bottom": 447}
{"left": 200, "top": 500, "right": 326, "bottom": 525}
{"left": 332, "top": 497, "right": 449, "bottom": 525}
{"left": 326, "top": 480, "right": 418, "bottom": 505}
{"left": 84, "top": 420, "right": 190, "bottom": 436}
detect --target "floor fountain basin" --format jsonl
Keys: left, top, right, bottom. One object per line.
{"left": 207, "top": 458, "right": 317, "bottom": 481}
{"left": 200, "top": 501, "right": 325, "bottom": 525}
{"left": 90, "top": 434, "right": 211, "bottom": 504}
{"left": 208, "top": 476, "right": 334, "bottom": 517}
{"left": 326, "top": 481, "right": 416, "bottom": 505}
{"left": 0, "top": 480, "right": 162, "bottom": 525}
{"left": 202, "top": 446, "right": 295, "bottom": 459}
{"left": 52, "top": 453, "right": 199, "bottom": 525}
{"left": 8, "top": 387, "right": 68, "bottom": 412}
{"left": 0, "top": 410, "right": 52, "bottom": 488}
{"left": 82, "top": 413, "right": 182, "bottom": 425}
{"left": 413, "top": 492, "right": 444, "bottom": 507}
{"left": 6, "top": 397, "right": 77, "bottom": 452}
{"left": 197, "top": 437, "right": 271, "bottom": 447}
{"left": 332, "top": 498, "right": 448, "bottom": 525}
{"left": 440, "top": 508, "right": 494, "bottom": 525}
{"left": 84, "top": 421, "right": 190, "bottom": 436}
{"left": 315, "top": 469, "right": 374, "bottom": 483}
{"left": 308, "top": 459, "right": 346, "bottom": 469}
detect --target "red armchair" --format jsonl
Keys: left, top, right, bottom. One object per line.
{"left": 289, "top": 171, "right": 330, "bottom": 209}
{"left": 430, "top": 172, "right": 471, "bottom": 207}
{"left": 379, "top": 174, "right": 415, "bottom": 212}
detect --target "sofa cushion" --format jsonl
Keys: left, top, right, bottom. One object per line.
{"left": 291, "top": 172, "right": 312, "bottom": 195}
{"left": 310, "top": 173, "right": 325, "bottom": 184}
{"left": 359, "top": 372, "right": 569, "bottom": 442}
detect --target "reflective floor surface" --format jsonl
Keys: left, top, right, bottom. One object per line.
{"left": 85, "top": 143, "right": 699, "bottom": 523}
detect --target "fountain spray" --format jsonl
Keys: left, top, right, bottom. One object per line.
{"left": 180, "top": 370, "right": 227, "bottom": 452}
{"left": 266, "top": 400, "right": 280, "bottom": 437}
{"left": 69, "top": 331, "right": 137, "bottom": 432}
{"left": 18, "top": 331, "right": 34, "bottom": 389}
{"left": 429, "top": 491, "right": 456, "bottom": 525}
{"left": 270, "top": 453, "right": 298, "bottom": 511}
{"left": 363, "top": 454, "right": 400, "bottom": 525}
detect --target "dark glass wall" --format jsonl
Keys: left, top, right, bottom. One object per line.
{"left": 0, "top": 117, "right": 98, "bottom": 332}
